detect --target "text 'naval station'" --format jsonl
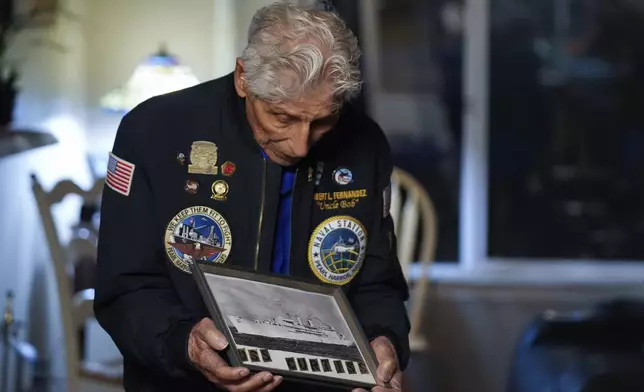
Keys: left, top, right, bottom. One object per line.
{"left": 310, "top": 218, "right": 366, "bottom": 283}
{"left": 314, "top": 189, "right": 368, "bottom": 211}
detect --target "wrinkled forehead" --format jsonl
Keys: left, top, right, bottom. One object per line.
{"left": 264, "top": 88, "right": 338, "bottom": 120}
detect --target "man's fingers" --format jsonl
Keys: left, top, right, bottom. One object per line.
{"left": 211, "top": 363, "right": 250, "bottom": 382}
{"left": 353, "top": 378, "right": 402, "bottom": 392}
{"left": 191, "top": 319, "right": 278, "bottom": 390}
{"left": 196, "top": 318, "right": 228, "bottom": 350}
{"left": 194, "top": 347, "right": 249, "bottom": 383}
{"left": 195, "top": 347, "right": 226, "bottom": 373}
{"left": 371, "top": 338, "right": 394, "bottom": 360}
{"left": 256, "top": 375, "right": 283, "bottom": 392}
{"left": 228, "top": 371, "right": 275, "bottom": 392}
{"left": 390, "top": 372, "right": 403, "bottom": 391}
{"left": 369, "top": 372, "right": 402, "bottom": 392}
{"left": 204, "top": 329, "right": 229, "bottom": 350}
{"left": 375, "top": 357, "right": 397, "bottom": 384}
{"left": 372, "top": 341, "right": 397, "bottom": 383}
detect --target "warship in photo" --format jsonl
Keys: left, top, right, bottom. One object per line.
{"left": 227, "top": 312, "right": 363, "bottom": 362}
{"left": 228, "top": 313, "right": 352, "bottom": 346}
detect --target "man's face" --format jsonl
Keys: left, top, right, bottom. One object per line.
{"left": 234, "top": 61, "right": 339, "bottom": 166}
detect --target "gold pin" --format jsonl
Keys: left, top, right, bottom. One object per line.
{"left": 211, "top": 180, "right": 229, "bottom": 201}
{"left": 188, "top": 141, "right": 218, "bottom": 175}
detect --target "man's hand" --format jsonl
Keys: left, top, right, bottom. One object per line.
{"left": 188, "top": 318, "right": 283, "bottom": 391}
{"left": 353, "top": 336, "right": 403, "bottom": 392}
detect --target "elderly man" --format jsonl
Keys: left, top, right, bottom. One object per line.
{"left": 95, "top": 2, "right": 410, "bottom": 392}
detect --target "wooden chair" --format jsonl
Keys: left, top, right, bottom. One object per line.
{"left": 390, "top": 167, "right": 438, "bottom": 352}
{"left": 31, "top": 174, "right": 123, "bottom": 392}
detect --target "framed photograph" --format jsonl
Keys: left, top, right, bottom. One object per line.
{"left": 190, "top": 262, "right": 379, "bottom": 390}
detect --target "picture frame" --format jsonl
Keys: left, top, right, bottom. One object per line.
{"left": 190, "top": 261, "right": 379, "bottom": 390}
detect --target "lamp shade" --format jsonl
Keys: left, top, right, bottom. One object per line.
{"left": 100, "top": 45, "right": 200, "bottom": 113}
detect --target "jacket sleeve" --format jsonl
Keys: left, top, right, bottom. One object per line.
{"left": 94, "top": 103, "right": 199, "bottom": 378}
{"left": 347, "top": 123, "right": 411, "bottom": 370}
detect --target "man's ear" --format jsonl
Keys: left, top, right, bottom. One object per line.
{"left": 234, "top": 58, "right": 247, "bottom": 98}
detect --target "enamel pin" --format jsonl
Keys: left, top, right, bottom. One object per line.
{"left": 221, "top": 161, "right": 236, "bottom": 176}
{"left": 177, "top": 152, "right": 186, "bottom": 165}
{"left": 333, "top": 168, "right": 353, "bottom": 185}
{"left": 184, "top": 179, "right": 199, "bottom": 194}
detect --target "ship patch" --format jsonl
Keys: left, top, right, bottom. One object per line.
{"left": 164, "top": 206, "right": 232, "bottom": 273}
{"left": 308, "top": 216, "right": 367, "bottom": 285}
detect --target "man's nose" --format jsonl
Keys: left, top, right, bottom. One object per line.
{"left": 292, "top": 124, "right": 312, "bottom": 158}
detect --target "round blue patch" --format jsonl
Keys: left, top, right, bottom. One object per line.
{"left": 308, "top": 216, "right": 367, "bottom": 285}
{"left": 333, "top": 168, "right": 353, "bottom": 185}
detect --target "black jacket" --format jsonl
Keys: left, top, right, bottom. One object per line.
{"left": 94, "top": 73, "right": 410, "bottom": 391}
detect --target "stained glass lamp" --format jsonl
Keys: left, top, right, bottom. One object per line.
{"left": 100, "top": 45, "right": 200, "bottom": 113}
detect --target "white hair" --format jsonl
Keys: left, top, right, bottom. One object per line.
{"left": 240, "top": 1, "right": 362, "bottom": 108}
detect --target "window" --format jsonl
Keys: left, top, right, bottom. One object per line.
{"left": 359, "top": 0, "right": 464, "bottom": 262}
{"left": 357, "top": 0, "right": 644, "bottom": 279}
{"left": 488, "top": 0, "right": 644, "bottom": 260}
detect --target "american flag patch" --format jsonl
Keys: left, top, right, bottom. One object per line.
{"left": 106, "top": 152, "right": 135, "bottom": 196}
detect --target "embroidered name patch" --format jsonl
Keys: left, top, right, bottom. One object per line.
{"left": 106, "top": 152, "right": 135, "bottom": 196}
{"left": 164, "top": 206, "right": 232, "bottom": 274}
{"left": 308, "top": 216, "right": 367, "bottom": 285}
{"left": 313, "top": 189, "right": 368, "bottom": 211}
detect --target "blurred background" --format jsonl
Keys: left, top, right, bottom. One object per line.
{"left": 1, "top": 0, "right": 644, "bottom": 391}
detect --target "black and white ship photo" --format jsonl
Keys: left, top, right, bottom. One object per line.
{"left": 204, "top": 273, "right": 376, "bottom": 384}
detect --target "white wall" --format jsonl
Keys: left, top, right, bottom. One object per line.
{"left": 234, "top": 0, "right": 284, "bottom": 52}
{"left": 83, "top": 0, "right": 218, "bottom": 155}
{"left": 0, "top": 0, "right": 91, "bottom": 379}
{"left": 84, "top": 0, "right": 216, "bottom": 107}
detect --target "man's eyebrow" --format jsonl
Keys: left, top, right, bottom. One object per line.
{"left": 270, "top": 109, "right": 289, "bottom": 115}
{"left": 270, "top": 108, "right": 302, "bottom": 119}
{"left": 267, "top": 106, "right": 289, "bottom": 114}
{"left": 269, "top": 106, "right": 336, "bottom": 121}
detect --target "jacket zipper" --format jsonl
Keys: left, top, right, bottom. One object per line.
{"left": 286, "top": 168, "right": 298, "bottom": 275}
{"left": 254, "top": 158, "right": 267, "bottom": 270}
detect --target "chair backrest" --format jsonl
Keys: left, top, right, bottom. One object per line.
{"left": 390, "top": 167, "right": 437, "bottom": 348}
{"left": 390, "top": 167, "right": 437, "bottom": 273}
{"left": 31, "top": 174, "right": 104, "bottom": 391}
